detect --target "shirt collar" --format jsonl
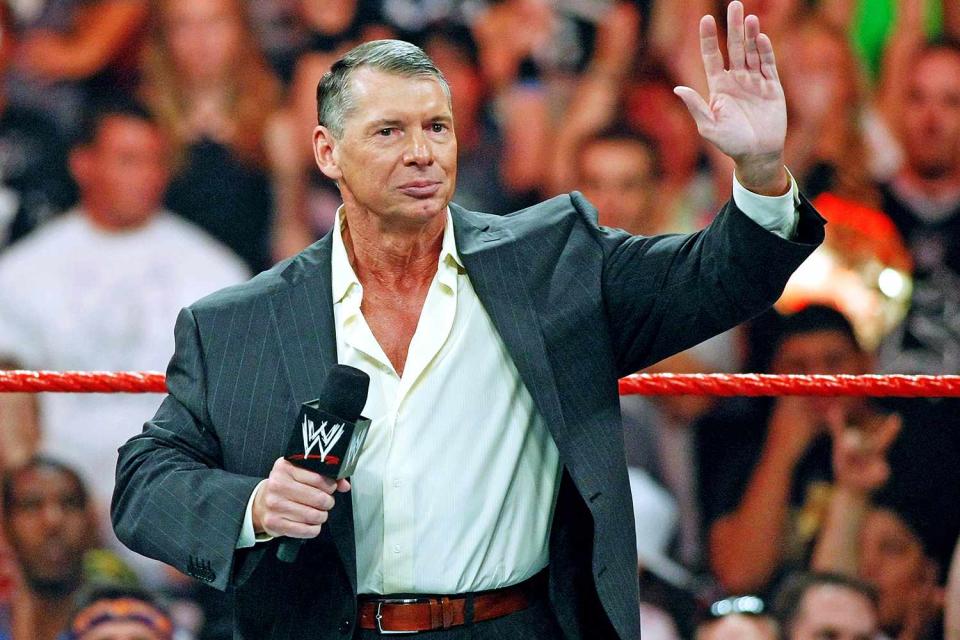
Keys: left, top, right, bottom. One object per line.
{"left": 331, "top": 206, "right": 463, "bottom": 304}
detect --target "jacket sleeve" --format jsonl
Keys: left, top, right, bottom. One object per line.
{"left": 111, "top": 306, "right": 262, "bottom": 592}
{"left": 577, "top": 191, "right": 826, "bottom": 377}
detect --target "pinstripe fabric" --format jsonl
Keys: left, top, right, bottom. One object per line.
{"left": 112, "top": 191, "right": 824, "bottom": 639}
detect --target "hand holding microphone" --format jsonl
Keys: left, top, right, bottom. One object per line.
{"left": 251, "top": 457, "right": 350, "bottom": 541}
{"left": 250, "top": 364, "right": 371, "bottom": 562}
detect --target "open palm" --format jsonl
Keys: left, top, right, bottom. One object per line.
{"left": 674, "top": 1, "right": 786, "bottom": 164}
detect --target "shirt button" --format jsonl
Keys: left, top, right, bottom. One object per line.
{"left": 393, "top": 544, "right": 401, "bottom": 554}
{"left": 338, "top": 619, "right": 352, "bottom": 634}
{"left": 393, "top": 478, "right": 401, "bottom": 487}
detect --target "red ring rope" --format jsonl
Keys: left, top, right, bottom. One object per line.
{"left": 1, "top": 370, "right": 959, "bottom": 397}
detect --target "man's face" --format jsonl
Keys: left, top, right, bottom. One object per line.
{"left": 771, "top": 330, "right": 866, "bottom": 376}
{"left": 578, "top": 139, "right": 656, "bottom": 234}
{"left": 164, "top": 0, "right": 243, "bottom": 83}
{"left": 4, "top": 467, "right": 93, "bottom": 596}
{"left": 859, "top": 509, "right": 936, "bottom": 629}
{"left": 73, "top": 116, "right": 170, "bottom": 230}
{"left": 771, "top": 329, "right": 866, "bottom": 414}
{"left": 788, "top": 584, "right": 877, "bottom": 640}
{"left": 315, "top": 68, "right": 457, "bottom": 227}
{"left": 901, "top": 49, "right": 960, "bottom": 179}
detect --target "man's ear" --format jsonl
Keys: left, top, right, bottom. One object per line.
{"left": 313, "top": 125, "right": 342, "bottom": 181}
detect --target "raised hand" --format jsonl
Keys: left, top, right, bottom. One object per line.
{"left": 674, "top": 1, "right": 788, "bottom": 195}
{"left": 827, "top": 408, "right": 902, "bottom": 495}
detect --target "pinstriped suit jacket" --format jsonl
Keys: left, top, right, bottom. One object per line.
{"left": 112, "top": 192, "right": 824, "bottom": 639}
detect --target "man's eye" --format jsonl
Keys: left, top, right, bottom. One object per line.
{"left": 377, "top": 128, "right": 394, "bottom": 136}
{"left": 431, "top": 123, "right": 447, "bottom": 133}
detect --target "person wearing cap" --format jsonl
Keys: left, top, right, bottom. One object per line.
{"left": 68, "top": 585, "right": 173, "bottom": 640}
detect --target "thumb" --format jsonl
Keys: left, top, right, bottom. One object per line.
{"left": 673, "top": 86, "right": 713, "bottom": 129}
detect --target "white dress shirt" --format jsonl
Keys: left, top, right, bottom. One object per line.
{"left": 239, "top": 176, "right": 799, "bottom": 594}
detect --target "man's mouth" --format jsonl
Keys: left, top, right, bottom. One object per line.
{"left": 398, "top": 181, "right": 442, "bottom": 198}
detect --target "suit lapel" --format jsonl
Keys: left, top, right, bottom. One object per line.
{"left": 452, "top": 207, "right": 571, "bottom": 453}
{"left": 268, "top": 232, "right": 357, "bottom": 593}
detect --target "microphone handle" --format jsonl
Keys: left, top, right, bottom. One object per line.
{"left": 277, "top": 538, "right": 303, "bottom": 563}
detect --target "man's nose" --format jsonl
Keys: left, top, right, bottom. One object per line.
{"left": 403, "top": 129, "right": 434, "bottom": 167}
{"left": 41, "top": 501, "right": 66, "bottom": 528}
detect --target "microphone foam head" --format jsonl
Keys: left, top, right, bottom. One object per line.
{"left": 321, "top": 365, "right": 370, "bottom": 423}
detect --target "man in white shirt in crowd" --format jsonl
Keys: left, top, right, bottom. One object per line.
{"left": 0, "top": 100, "right": 249, "bottom": 580}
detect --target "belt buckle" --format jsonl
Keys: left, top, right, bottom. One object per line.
{"left": 375, "top": 598, "right": 424, "bottom": 635}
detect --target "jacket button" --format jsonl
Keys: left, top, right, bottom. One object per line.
{"left": 338, "top": 619, "right": 352, "bottom": 634}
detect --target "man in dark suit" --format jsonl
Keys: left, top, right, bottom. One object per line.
{"left": 112, "top": 3, "right": 823, "bottom": 638}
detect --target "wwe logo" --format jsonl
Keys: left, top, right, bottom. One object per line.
{"left": 301, "top": 415, "right": 345, "bottom": 462}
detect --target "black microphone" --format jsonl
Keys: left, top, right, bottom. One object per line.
{"left": 276, "top": 364, "right": 371, "bottom": 563}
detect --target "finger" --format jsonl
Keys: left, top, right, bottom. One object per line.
{"left": 269, "top": 480, "right": 336, "bottom": 511}
{"left": 727, "top": 1, "right": 747, "bottom": 71}
{"left": 825, "top": 404, "right": 847, "bottom": 440}
{"left": 744, "top": 14, "right": 761, "bottom": 72}
{"left": 875, "top": 413, "right": 902, "bottom": 451}
{"left": 673, "top": 86, "right": 713, "bottom": 130}
{"left": 699, "top": 14, "right": 724, "bottom": 91}
{"left": 270, "top": 518, "right": 323, "bottom": 540}
{"left": 336, "top": 478, "right": 351, "bottom": 493}
{"left": 283, "top": 464, "right": 339, "bottom": 494}
{"left": 757, "top": 33, "right": 780, "bottom": 82}
{"left": 272, "top": 501, "right": 331, "bottom": 527}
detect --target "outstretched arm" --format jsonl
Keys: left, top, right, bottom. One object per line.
{"left": 674, "top": 1, "right": 789, "bottom": 197}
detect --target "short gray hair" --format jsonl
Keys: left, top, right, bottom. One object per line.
{"left": 316, "top": 39, "right": 451, "bottom": 138}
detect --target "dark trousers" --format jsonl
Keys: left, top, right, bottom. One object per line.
{"left": 354, "top": 592, "right": 566, "bottom": 639}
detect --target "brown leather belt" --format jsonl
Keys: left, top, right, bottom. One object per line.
{"left": 358, "top": 574, "right": 543, "bottom": 634}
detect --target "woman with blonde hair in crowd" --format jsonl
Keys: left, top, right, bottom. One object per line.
{"left": 140, "top": 0, "right": 282, "bottom": 273}
{"left": 779, "top": 15, "right": 883, "bottom": 206}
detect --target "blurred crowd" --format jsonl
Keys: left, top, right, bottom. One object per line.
{"left": 0, "top": 0, "right": 959, "bottom": 638}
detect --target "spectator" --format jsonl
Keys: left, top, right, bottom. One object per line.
{"left": 772, "top": 572, "right": 878, "bottom": 640}
{"left": 697, "top": 305, "right": 945, "bottom": 596}
{"left": 625, "top": 70, "right": 722, "bottom": 233}
{"left": 68, "top": 585, "right": 173, "bottom": 640}
{"left": 269, "top": 0, "right": 394, "bottom": 260}
{"left": 0, "top": 100, "right": 249, "bottom": 581}
{"left": 575, "top": 127, "right": 661, "bottom": 236}
{"left": 141, "top": 0, "right": 282, "bottom": 273}
{"left": 0, "top": 3, "right": 76, "bottom": 249}
{"left": 423, "top": 25, "right": 532, "bottom": 215}
{"left": 695, "top": 596, "right": 778, "bottom": 640}
{"left": 2, "top": 0, "right": 148, "bottom": 136}
{"left": 779, "top": 15, "right": 879, "bottom": 204}
{"left": 472, "top": 0, "right": 641, "bottom": 199}
{"left": 0, "top": 457, "right": 100, "bottom": 640}
{"left": 813, "top": 470, "right": 959, "bottom": 640}
{"left": 877, "top": 40, "right": 960, "bottom": 374}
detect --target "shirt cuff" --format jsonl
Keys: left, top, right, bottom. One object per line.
{"left": 236, "top": 479, "right": 275, "bottom": 549}
{"left": 731, "top": 168, "right": 800, "bottom": 240}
